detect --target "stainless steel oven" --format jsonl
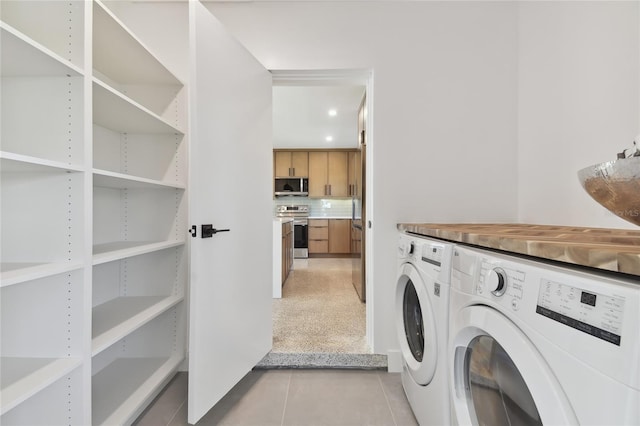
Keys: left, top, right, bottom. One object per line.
{"left": 276, "top": 205, "right": 309, "bottom": 259}
{"left": 293, "top": 218, "right": 308, "bottom": 258}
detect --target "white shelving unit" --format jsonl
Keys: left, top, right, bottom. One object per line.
{"left": 1, "top": 1, "right": 88, "bottom": 424}
{"left": 89, "top": 1, "right": 187, "bottom": 425}
{"left": 1, "top": 1, "right": 188, "bottom": 424}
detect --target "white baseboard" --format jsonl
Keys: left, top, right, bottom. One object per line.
{"left": 386, "top": 349, "right": 403, "bottom": 373}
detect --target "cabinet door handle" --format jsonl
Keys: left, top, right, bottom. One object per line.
{"left": 292, "top": 167, "right": 295, "bottom": 176}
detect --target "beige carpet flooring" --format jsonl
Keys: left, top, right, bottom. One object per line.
{"left": 272, "top": 258, "right": 368, "bottom": 354}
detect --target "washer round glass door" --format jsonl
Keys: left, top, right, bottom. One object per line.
{"left": 466, "top": 335, "right": 541, "bottom": 425}
{"left": 449, "top": 305, "right": 578, "bottom": 426}
{"left": 395, "top": 262, "right": 437, "bottom": 385}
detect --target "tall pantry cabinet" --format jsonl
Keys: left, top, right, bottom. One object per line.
{"left": 1, "top": 1, "right": 187, "bottom": 425}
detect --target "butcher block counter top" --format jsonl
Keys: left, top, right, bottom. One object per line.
{"left": 397, "top": 223, "right": 640, "bottom": 277}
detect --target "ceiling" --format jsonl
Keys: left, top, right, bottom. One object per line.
{"left": 272, "top": 85, "right": 366, "bottom": 149}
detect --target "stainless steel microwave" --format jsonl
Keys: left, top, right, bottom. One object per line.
{"left": 274, "top": 177, "right": 308, "bottom": 197}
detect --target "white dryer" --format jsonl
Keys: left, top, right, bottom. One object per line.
{"left": 449, "top": 245, "right": 640, "bottom": 426}
{"left": 396, "top": 232, "right": 454, "bottom": 426}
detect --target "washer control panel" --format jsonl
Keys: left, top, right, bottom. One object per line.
{"left": 421, "top": 244, "right": 443, "bottom": 267}
{"left": 478, "top": 260, "right": 525, "bottom": 310}
{"left": 536, "top": 279, "right": 625, "bottom": 346}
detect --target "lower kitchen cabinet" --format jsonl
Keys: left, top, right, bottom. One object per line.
{"left": 273, "top": 219, "right": 294, "bottom": 297}
{"left": 329, "top": 219, "right": 351, "bottom": 254}
{"left": 308, "top": 219, "right": 351, "bottom": 255}
{"left": 308, "top": 219, "right": 329, "bottom": 254}
{"left": 282, "top": 221, "right": 293, "bottom": 284}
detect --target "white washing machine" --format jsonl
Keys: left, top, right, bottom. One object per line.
{"left": 449, "top": 245, "right": 640, "bottom": 426}
{"left": 396, "top": 232, "right": 454, "bottom": 426}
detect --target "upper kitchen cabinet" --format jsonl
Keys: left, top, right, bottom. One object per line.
{"left": 309, "top": 151, "right": 349, "bottom": 197}
{"left": 274, "top": 150, "right": 309, "bottom": 177}
{"left": 348, "top": 150, "right": 361, "bottom": 197}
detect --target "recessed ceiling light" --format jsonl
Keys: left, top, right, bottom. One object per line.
{"left": 328, "top": 109, "right": 337, "bottom": 117}
{"left": 325, "top": 136, "right": 333, "bottom": 142}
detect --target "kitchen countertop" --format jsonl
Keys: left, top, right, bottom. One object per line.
{"left": 308, "top": 216, "right": 353, "bottom": 220}
{"left": 397, "top": 223, "right": 640, "bottom": 276}
{"left": 274, "top": 217, "right": 294, "bottom": 223}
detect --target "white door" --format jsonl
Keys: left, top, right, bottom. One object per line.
{"left": 187, "top": 1, "right": 273, "bottom": 423}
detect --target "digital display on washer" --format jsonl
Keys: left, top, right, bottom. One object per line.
{"left": 580, "top": 291, "right": 597, "bottom": 307}
{"left": 536, "top": 279, "right": 624, "bottom": 346}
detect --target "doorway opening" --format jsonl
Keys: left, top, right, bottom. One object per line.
{"left": 262, "top": 70, "right": 376, "bottom": 368}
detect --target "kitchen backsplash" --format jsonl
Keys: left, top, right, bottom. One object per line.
{"left": 274, "top": 198, "right": 353, "bottom": 218}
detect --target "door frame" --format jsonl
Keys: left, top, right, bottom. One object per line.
{"left": 271, "top": 69, "right": 375, "bottom": 350}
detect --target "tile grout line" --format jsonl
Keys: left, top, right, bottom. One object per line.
{"left": 166, "top": 395, "right": 187, "bottom": 426}
{"left": 377, "top": 372, "right": 399, "bottom": 426}
{"left": 280, "top": 370, "right": 293, "bottom": 426}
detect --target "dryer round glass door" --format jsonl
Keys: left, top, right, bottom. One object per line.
{"left": 395, "top": 263, "right": 437, "bottom": 385}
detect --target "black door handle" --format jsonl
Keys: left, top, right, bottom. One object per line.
{"left": 201, "top": 224, "right": 230, "bottom": 238}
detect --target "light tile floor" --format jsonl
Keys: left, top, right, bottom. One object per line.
{"left": 134, "top": 370, "right": 418, "bottom": 426}
{"left": 135, "top": 258, "right": 420, "bottom": 425}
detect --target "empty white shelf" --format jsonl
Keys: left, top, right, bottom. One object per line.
{"left": 92, "top": 295, "right": 184, "bottom": 355}
{"left": 93, "top": 169, "right": 185, "bottom": 190}
{"left": 1, "top": 262, "right": 84, "bottom": 288}
{"left": 1, "top": 23, "right": 83, "bottom": 77}
{"left": 92, "top": 355, "right": 183, "bottom": 426}
{"left": 1, "top": 152, "right": 84, "bottom": 174}
{"left": 93, "top": 1, "right": 182, "bottom": 87}
{"left": 0, "top": 357, "right": 82, "bottom": 415}
{"left": 92, "top": 240, "right": 185, "bottom": 265}
{"left": 93, "top": 79, "right": 183, "bottom": 135}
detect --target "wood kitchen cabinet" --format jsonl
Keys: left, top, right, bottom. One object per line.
{"left": 308, "top": 219, "right": 329, "bottom": 254}
{"left": 348, "top": 150, "right": 361, "bottom": 197}
{"left": 351, "top": 223, "right": 362, "bottom": 255}
{"left": 274, "top": 151, "right": 308, "bottom": 177}
{"left": 329, "top": 219, "right": 351, "bottom": 254}
{"left": 308, "top": 151, "right": 349, "bottom": 197}
{"left": 281, "top": 221, "right": 293, "bottom": 284}
{"left": 308, "top": 219, "right": 351, "bottom": 254}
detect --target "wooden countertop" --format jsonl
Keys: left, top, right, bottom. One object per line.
{"left": 397, "top": 223, "right": 640, "bottom": 277}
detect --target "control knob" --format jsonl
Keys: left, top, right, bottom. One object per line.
{"left": 408, "top": 242, "right": 415, "bottom": 255}
{"left": 487, "top": 267, "right": 507, "bottom": 297}
{"left": 399, "top": 241, "right": 415, "bottom": 257}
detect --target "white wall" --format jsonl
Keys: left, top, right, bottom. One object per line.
{"left": 206, "top": 1, "right": 520, "bottom": 354}
{"left": 109, "top": 1, "right": 640, "bottom": 357}
{"left": 517, "top": 1, "right": 639, "bottom": 229}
